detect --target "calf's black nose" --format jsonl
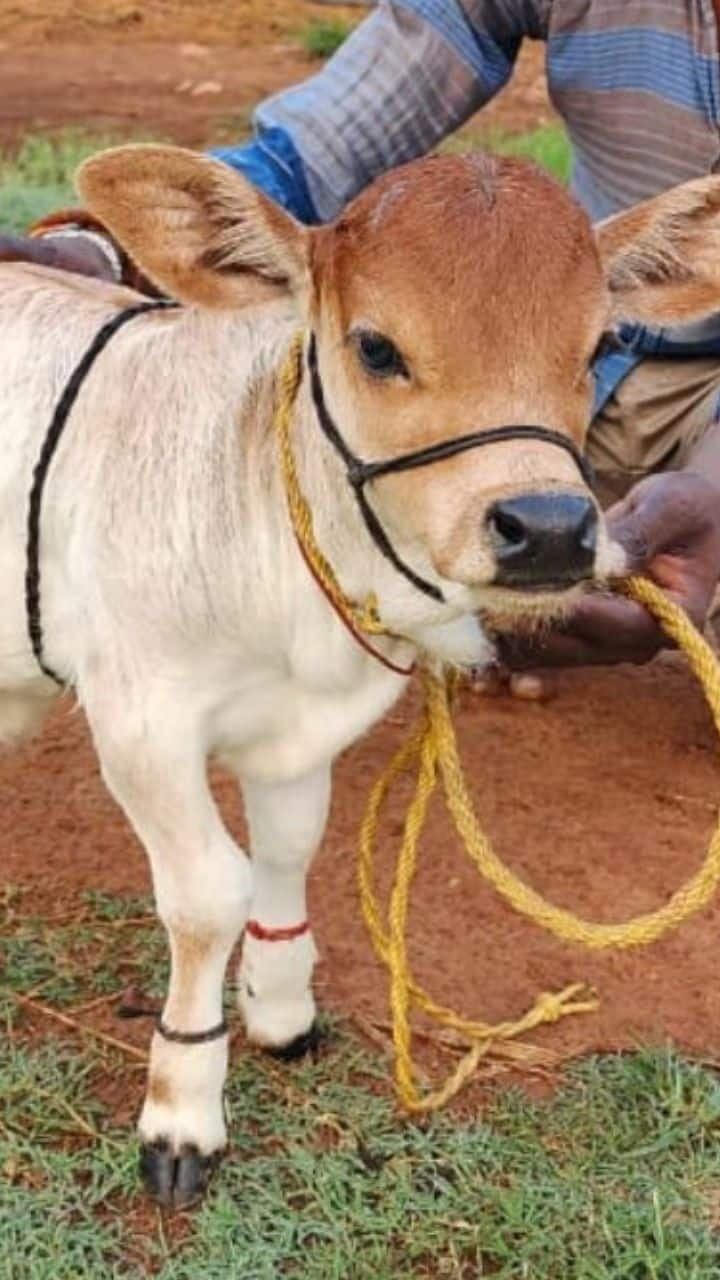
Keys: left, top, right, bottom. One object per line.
{"left": 487, "top": 492, "right": 597, "bottom": 589}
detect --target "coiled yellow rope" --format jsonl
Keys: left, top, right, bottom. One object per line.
{"left": 275, "top": 334, "right": 720, "bottom": 1112}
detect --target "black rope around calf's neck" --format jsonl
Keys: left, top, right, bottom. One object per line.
{"left": 25, "top": 299, "right": 178, "bottom": 685}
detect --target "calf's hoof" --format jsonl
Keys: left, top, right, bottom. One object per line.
{"left": 140, "top": 1139, "right": 220, "bottom": 1209}
{"left": 266, "top": 1019, "right": 322, "bottom": 1062}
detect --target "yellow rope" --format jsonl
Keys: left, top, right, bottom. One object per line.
{"left": 275, "top": 333, "right": 386, "bottom": 637}
{"left": 274, "top": 333, "right": 720, "bottom": 1113}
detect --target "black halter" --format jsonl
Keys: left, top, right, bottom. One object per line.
{"left": 307, "top": 334, "right": 595, "bottom": 604}
{"left": 27, "top": 310, "right": 595, "bottom": 682}
{"left": 26, "top": 299, "right": 178, "bottom": 685}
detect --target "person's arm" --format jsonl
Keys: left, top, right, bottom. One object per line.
{"left": 0, "top": 0, "right": 529, "bottom": 280}
{"left": 499, "top": 439, "right": 720, "bottom": 670}
{"left": 212, "top": 0, "right": 526, "bottom": 224}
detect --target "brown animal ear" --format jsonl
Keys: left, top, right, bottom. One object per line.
{"left": 595, "top": 177, "right": 720, "bottom": 325}
{"left": 76, "top": 143, "right": 309, "bottom": 308}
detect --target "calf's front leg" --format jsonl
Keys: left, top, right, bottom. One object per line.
{"left": 86, "top": 695, "right": 252, "bottom": 1208}
{"left": 238, "top": 766, "right": 330, "bottom": 1055}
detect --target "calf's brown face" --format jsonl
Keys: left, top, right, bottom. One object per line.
{"left": 308, "top": 154, "right": 608, "bottom": 610}
{"left": 79, "top": 145, "right": 720, "bottom": 620}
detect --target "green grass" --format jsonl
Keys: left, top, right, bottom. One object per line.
{"left": 0, "top": 130, "right": 153, "bottom": 233}
{"left": 0, "top": 120, "right": 572, "bottom": 242}
{"left": 483, "top": 124, "right": 571, "bottom": 184}
{"left": 443, "top": 123, "right": 572, "bottom": 184}
{"left": 3, "top": 887, "right": 720, "bottom": 1278}
{"left": 296, "top": 18, "right": 354, "bottom": 59}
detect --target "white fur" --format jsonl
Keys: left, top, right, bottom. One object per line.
{"left": 139, "top": 1034, "right": 229, "bottom": 1155}
{"left": 2, "top": 154, "right": 710, "bottom": 1181}
{"left": 0, "top": 265, "right": 492, "bottom": 1160}
{"left": 234, "top": 767, "right": 328, "bottom": 1047}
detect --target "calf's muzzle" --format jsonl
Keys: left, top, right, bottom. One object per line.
{"left": 488, "top": 492, "right": 598, "bottom": 590}
{"left": 309, "top": 335, "right": 596, "bottom": 602}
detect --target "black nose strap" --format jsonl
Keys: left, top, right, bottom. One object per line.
{"left": 307, "top": 334, "right": 595, "bottom": 604}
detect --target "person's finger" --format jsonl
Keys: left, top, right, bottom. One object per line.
{"left": 605, "top": 485, "right": 669, "bottom": 570}
{"left": 607, "top": 474, "right": 720, "bottom": 572}
{"left": 497, "top": 592, "right": 666, "bottom": 668}
{"left": 508, "top": 672, "right": 553, "bottom": 700}
{"left": 467, "top": 663, "right": 508, "bottom": 696}
{"left": 466, "top": 663, "right": 553, "bottom": 698}
{"left": 498, "top": 630, "right": 605, "bottom": 668}
{"left": 560, "top": 590, "right": 664, "bottom": 645}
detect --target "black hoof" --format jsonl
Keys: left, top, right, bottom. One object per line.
{"left": 267, "top": 1020, "right": 322, "bottom": 1062}
{"left": 139, "top": 1139, "right": 219, "bottom": 1209}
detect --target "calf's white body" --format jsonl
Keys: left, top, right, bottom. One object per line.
{"left": 0, "top": 264, "right": 486, "bottom": 1171}
{"left": 2, "top": 144, "right": 718, "bottom": 1203}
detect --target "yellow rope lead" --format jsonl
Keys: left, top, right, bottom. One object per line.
{"left": 275, "top": 333, "right": 386, "bottom": 637}
{"left": 359, "top": 587, "right": 720, "bottom": 1111}
{"left": 433, "top": 592, "right": 720, "bottom": 949}
{"left": 274, "top": 333, "right": 720, "bottom": 1113}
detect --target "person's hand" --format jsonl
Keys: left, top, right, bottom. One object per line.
{"left": 0, "top": 231, "right": 117, "bottom": 281}
{"left": 497, "top": 470, "right": 720, "bottom": 670}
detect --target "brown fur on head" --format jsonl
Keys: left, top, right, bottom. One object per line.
{"left": 78, "top": 145, "right": 720, "bottom": 621}
{"left": 311, "top": 152, "right": 605, "bottom": 454}
{"left": 306, "top": 153, "right": 609, "bottom": 610}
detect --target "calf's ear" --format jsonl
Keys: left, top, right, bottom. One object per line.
{"left": 596, "top": 176, "right": 720, "bottom": 325}
{"left": 77, "top": 144, "right": 309, "bottom": 308}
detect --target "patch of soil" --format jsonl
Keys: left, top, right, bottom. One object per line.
{"left": 0, "top": 0, "right": 358, "bottom": 45}
{"left": 4, "top": 653, "right": 720, "bottom": 1093}
{"left": 0, "top": 6, "right": 553, "bottom": 150}
{"left": 0, "top": 40, "right": 312, "bottom": 151}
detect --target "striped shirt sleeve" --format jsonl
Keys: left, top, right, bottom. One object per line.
{"left": 214, "top": 0, "right": 529, "bottom": 223}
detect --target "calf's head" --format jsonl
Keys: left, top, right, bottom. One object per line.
{"left": 79, "top": 147, "right": 720, "bottom": 624}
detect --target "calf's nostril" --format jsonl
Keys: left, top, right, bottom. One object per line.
{"left": 487, "top": 492, "right": 598, "bottom": 588}
{"left": 489, "top": 506, "right": 529, "bottom": 549}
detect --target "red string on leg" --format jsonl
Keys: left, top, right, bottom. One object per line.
{"left": 245, "top": 919, "right": 310, "bottom": 943}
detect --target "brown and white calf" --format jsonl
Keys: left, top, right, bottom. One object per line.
{"left": 1, "top": 145, "right": 720, "bottom": 1205}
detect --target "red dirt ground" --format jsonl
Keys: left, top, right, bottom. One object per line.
{"left": 0, "top": 3, "right": 553, "bottom": 149}
{"left": 4, "top": 655, "right": 720, "bottom": 1085}
{"left": 3, "top": 3, "right": 718, "bottom": 1100}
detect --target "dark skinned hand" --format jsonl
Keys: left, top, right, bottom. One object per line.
{"left": 497, "top": 470, "right": 720, "bottom": 670}
{"left": 0, "top": 232, "right": 115, "bottom": 281}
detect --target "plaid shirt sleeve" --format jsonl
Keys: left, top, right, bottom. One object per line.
{"left": 212, "top": 0, "right": 528, "bottom": 223}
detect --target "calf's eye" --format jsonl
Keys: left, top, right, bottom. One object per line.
{"left": 355, "top": 330, "right": 408, "bottom": 379}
